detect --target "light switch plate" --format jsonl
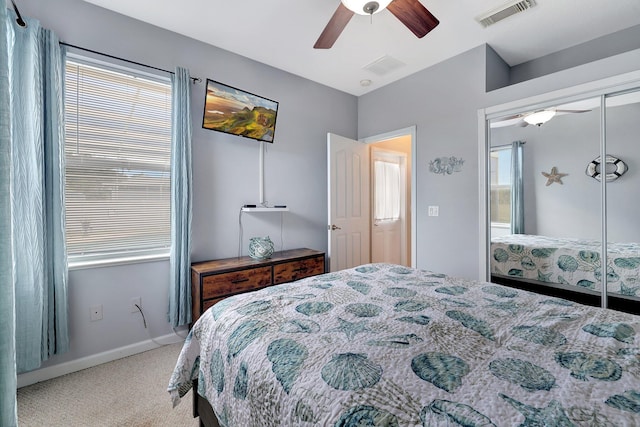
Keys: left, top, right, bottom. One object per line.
{"left": 428, "top": 206, "right": 439, "bottom": 217}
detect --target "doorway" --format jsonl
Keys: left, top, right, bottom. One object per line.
{"left": 370, "top": 140, "right": 411, "bottom": 266}
{"left": 328, "top": 126, "right": 415, "bottom": 271}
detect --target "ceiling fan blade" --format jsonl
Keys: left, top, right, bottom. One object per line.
{"left": 555, "top": 109, "right": 591, "bottom": 113}
{"left": 387, "top": 0, "right": 439, "bottom": 38}
{"left": 314, "top": 3, "right": 355, "bottom": 49}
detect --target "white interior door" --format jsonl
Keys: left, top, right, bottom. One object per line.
{"left": 327, "top": 133, "right": 370, "bottom": 272}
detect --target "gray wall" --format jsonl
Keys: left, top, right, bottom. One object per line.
{"left": 486, "top": 45, "right": 511, "bottom": 92}
{"left": 21, "top": 0, "right": 357, "bottom": 371}
{"left": 605, "top": 101, "right": 640, "bottom": 243}
{"left": 359, "top": 47, "right": 487, "bottom": 280}
{"left": 511, "top": 24, "right": 640, "bottom": 86}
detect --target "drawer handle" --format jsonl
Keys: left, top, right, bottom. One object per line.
{"left": 231, "top": 278, "right": 249, "bottom": 284}
{"left": 293, "top": 267, "right": 308, "bottom": 273}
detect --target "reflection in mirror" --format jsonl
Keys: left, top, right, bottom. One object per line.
{"left": 488, "top": 91, "right": 640, "bottom": 314}
{"left": 488, "top": 97, "right": 605, "bottom": 306}
{"left": 605, "top": 90, "right": 640, "bottom": 305}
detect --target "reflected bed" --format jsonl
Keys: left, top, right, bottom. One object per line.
{"left": 168, "top": 263, "right": 640, "bottom": 426}
{"left": 491, "top": 234, "right": 640, "bottom": 298}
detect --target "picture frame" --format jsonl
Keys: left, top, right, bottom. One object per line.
{"left": 202, "top": 79, "right": 279, "bottom": 143}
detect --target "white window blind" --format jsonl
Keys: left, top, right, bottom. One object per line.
{"left": 64, "top": 59, "right": 172, "bottom": 264}
{"left": 373, "top": 160, "right": 401, "bottom": 221}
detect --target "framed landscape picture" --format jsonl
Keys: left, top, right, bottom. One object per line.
{"left": 202, "top": 79, "right": 279, "bottom": 143}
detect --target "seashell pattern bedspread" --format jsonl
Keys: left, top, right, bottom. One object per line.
{"left": 491, "top": 234, "right": 640, "bottom": 297}
{"left": 168, "top": 263, "right": 640, "bottom": 426}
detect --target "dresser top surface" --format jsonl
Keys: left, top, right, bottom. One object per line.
{"left": 191, "top": 248, "right": 324, "bottom": 274}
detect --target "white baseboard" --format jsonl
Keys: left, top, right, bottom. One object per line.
{"left": 17, "top": 333, "right": 185, "bottom": 388}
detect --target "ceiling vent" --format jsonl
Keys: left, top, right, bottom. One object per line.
{"left": 363, "top": 55, "right": 406, "bottom": 76}
{"left": 476, "top": 0, "right": 536, "bottom": 28}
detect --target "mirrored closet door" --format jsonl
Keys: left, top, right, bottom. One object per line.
{"left": 604, "top": 89, "right": 640, "bottom": 309}
{"left": 484, "top": 82, "right": 640, "bottom": 314}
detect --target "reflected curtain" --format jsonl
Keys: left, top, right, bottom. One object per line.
{"left": 168, "top": 67, "right": 193, "bottom": 327}
{"left": 510, "top": 140, "right": 525, "bottom": 234}
{"left": 8, "top": 12, "right": 69, "bottom": 374}
{"left": 1, "top": 6, "right": 17, "bottom": 426}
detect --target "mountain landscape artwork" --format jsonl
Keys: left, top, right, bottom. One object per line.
{"left": 202, "top": 79, "right": 278, "bottom": 143}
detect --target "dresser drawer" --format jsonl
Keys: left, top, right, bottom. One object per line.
{"left": 202, "top": 266, "right": 272, "bottom": 299}
{"left": 191, "top": 249, "right": 325, "bottom": 325}
{"left": 273, "top": 256, "right": 324, "bottom": 284}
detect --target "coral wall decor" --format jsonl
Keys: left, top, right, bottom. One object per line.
{"left": 429, "top": 157, "right": 464, "bottom": 175}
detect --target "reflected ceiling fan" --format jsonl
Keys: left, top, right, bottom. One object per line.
{"left": 314, "top": 0, "right": 439, "bottom": 49}
{"left": 491, "top": 108, "right": 592, "bottom": 128}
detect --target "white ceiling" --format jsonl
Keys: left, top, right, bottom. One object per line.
{"left": 81, "top": 0, "right": 640, "bottom": 96}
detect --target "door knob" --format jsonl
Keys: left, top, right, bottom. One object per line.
{"left": 329, "top": 224, "right": 341, "bottom": 230}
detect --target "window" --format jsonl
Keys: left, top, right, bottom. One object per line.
{"left": 373, "top": 159, "right": 401, "bottom": 222}
{"left": 490, "top": 147, "right": 512, "bottom": 226}
{"left": 64, "top": 59, "right": 172, "bottom": 266}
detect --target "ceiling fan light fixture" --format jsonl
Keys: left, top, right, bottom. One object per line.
{"left": 342, "top": 0, "right": 392, "bottom": 15}
{"left": 524, "top": 110, "right": 556, "bottom": 126}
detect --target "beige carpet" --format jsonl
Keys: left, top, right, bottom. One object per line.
{"left": 17, "top": 342, "right": 199, "bottom": 427}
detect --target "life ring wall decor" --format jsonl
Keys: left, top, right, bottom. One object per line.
{"left": 586, "top": 155, "right": 628, "bottom": 182}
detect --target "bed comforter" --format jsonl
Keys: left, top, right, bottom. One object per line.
{"left": 491, "top": 234, "right": 640, "bottom": 297}
{"left": 168, "top": 263, "right": 640, "bottom": 426}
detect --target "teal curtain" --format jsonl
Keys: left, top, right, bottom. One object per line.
{"left": 510, "top": 140, "right": 525, "bottom": 234}
{"left": 168, "top": 67, "right": 193, "bottom": 327}
{"left": 1, "top": 6, "right": 17, "bottom": 426}
{"left": 8, "top": 13, "right": 69, "bottom": 373}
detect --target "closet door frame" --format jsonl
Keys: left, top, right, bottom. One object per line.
{"left": 479, "top": 70, "right": 640, "bottom": 309}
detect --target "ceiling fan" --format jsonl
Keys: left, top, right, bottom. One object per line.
{"left": 490, "top": 108, "right": 592, "bottom": 128}
{"left": 314, "top": 0, "right": 439, "bottom": 49}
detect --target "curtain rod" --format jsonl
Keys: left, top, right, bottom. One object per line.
{"left": 59, "top": 41, "right": 202, "bottom": 83}
{"left": 491, "top": 141, "right": 526, "bottom": 149}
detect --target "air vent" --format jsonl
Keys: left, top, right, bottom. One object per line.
{"left": 363, "top": 55, "right": 406, "bottom": 76}
{"left": 476, "top": 0, "right": 536, "bottom": 28}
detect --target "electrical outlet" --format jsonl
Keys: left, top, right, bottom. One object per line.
{"left": 131, "top": 297, "right": 141, "bottom": 313}
{"left": 90, "top": 305, "right": 103, "bottom": 321}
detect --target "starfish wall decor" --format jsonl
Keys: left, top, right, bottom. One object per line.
{"left": 541, "top": 167, "right": 568, "bottom": 186}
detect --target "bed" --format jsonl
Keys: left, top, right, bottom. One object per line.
{"left": 491, "top": 234, "right": 640, "bottom": 298}
{"left": 168, "top": 263, "right": 640, "bottom": 426}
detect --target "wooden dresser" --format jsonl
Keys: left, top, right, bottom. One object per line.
{"left": 191, "top": 248, "right": 325, "bottom": 323}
